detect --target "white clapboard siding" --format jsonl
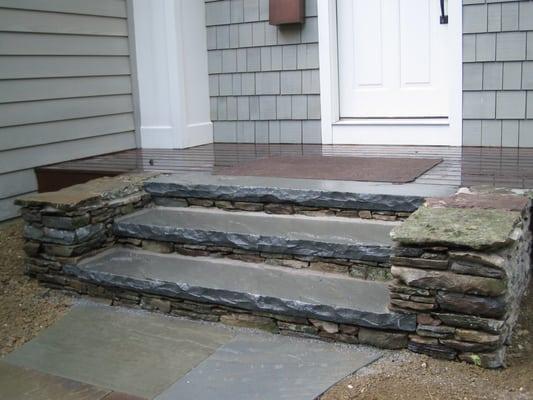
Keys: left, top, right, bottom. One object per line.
{"left": 0, "top": 0, "right": 127, "bottom": 18}
{"left": 0, "top": 8, "right": 128, "bottom": 36}
{"left": 0, "top": 0, "right": 136, "bottom": 220}
{"left": 0, "top": 56, "right": 131, "bottom": 79}
{"left": 0, "top": 33, "right": 130, "bottom": 56}
{"left": 0, "top": 76, "right": 132, "bottom": 103}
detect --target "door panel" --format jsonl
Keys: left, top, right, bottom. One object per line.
{"left": 400, "top": 0, "right": 431, "bottom": 85}
{"left": 352, "top": 0, "right": 383, "bottom": 87}
{"left": 338, "top": 0, "right": 449, "bottom": 118}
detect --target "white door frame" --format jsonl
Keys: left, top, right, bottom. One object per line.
{"left": 128, "top": 0, "right": 213, "bottom": 149}
{"left": 317, "top": 0, "right": 463, "bottom": 146}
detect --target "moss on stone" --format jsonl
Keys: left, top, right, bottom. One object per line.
{"left": 391, "top": 207, "right": 521, "bottom": 250}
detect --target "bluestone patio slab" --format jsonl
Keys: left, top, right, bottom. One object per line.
{"left": 3, "top": 304, "right": 235, "bottom": 399}
{"left": 114, "top": 207, "right": 395, "bottom": 262}
{"left": 0, "top": 362, "right": 111, "bottom": 400}
{"left": 155, "top": 333, "right": 381, "bottom": 400}
{"left": 64, "top": 248, "right": 416, "bottom": 331}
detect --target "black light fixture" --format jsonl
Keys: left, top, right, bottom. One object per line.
{"left": 440, "top": 0, "right": 448, "bottom": 24}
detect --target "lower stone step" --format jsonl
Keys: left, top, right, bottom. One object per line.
{"left": 113, "top": 207, "right": 396, "bottom": 279}
{"left": 64, "top": 248, "right": 416, "bottom": 334}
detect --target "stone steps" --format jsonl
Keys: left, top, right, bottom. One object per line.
{"left": 64, "top": 247, "right": 416, "bottom": 333}
{"left": 144, "top": 173, "right": 456, "bottom": 219}
{"left": 113, "top": 207, "right": 397, "bottom": 278}
{"left": 18, "top": 171, "right": 530, "bottom": 366}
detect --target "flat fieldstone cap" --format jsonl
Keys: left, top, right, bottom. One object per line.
{"left": 391, "top": 207, "right": 521, "bottom": 250}
{"left": 15, "top": 173, "right": 158, "bottom": 210}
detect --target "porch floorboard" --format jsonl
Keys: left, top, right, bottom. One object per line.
{"left": 36, "top": 144, "right": 533, "bottom": 192}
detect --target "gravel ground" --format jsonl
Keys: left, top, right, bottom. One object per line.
{"left": 0, "top": 219, "right": 71, "bottom": 357}
{"left": 0, "top": 219, "right": 531, "bottom": 399}
{"left": 322, "top": 280, "right": 533, "bottom": 400}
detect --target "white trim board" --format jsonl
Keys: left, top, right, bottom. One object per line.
{"left": 336, "top": 118, "right": 449, "bottom": 126}
{"left": 129, "top": 0, "right": 213, "bottom": 149}
{"left": 317, "top": 0, "right": 463, "bottom": 146}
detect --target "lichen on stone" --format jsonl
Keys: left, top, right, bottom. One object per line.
{"left": 391, "top": 207, "right": 521, "bottom": 250}
{"left": 15, "top": 173, "right": 159, "bottom": 210}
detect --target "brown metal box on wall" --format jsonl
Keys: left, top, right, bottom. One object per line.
{"left": 269, "top": 0, "right": 305, "bottom": 25}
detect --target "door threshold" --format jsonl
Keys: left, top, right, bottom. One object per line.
{"left": 335, "top": 118, "right": 450, "bottom": 126}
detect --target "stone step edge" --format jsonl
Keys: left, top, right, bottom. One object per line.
{"left": 62, "top": 261, "right": 415, "bottom": 333}
{"left": 112, "top": 221, "right": 392, "bottom": 264}
{"left": 144, "top": 179, "right": 426, "bottom": 214}
{"left": 117, "top": 238, "right": 392, "bottom": 281}
{"left": 41, "top": 273, "right": 412, "bottom": 350}
{"left": 152, "top": 196, "right": 411, "bottom": 222}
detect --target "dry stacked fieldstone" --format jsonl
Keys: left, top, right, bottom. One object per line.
{"left": 153, "top": 196, "right": 412, "bottom": 221}
{"left": 59, "top": 283, "right": 410, "bottom": 350}
{"left": 389, "top": 191, "right": 531, "bottom": 368}
{"left": 15, "top": 174, "right": 155, "bottom": 287}
{"left": 114, "top": 240, "right": 392, "bottom": 282}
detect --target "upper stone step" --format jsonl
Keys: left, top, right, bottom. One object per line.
{"left": 64, "top": 247, "right": 416, "bottom": 331}
{"left": 114, "top": 207, "right": 397, "bottom": 263}
{"left": 144, "top": 173, "right": 457, "bottom": 213}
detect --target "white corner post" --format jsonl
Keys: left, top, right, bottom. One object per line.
{"left": 129, "top": 0, "right": 213, "bottom": 149}
{"left": 317, "top": 0, "right": 338, "bottom": 145}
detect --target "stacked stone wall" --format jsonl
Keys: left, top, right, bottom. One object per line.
{"left": 389, "top": 192, "right": 532, "bottom": 368}
{"left": 16, "top": 174, "right": 154, "bottom": 287}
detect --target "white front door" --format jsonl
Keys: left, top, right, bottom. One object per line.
{"left": 337, "top": 0, "right": 450, "bottom": 118}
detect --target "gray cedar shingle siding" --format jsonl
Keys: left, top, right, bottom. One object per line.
{"left": 205, "top": 0, "right": 321, "bottom": 144}
{"left": 463, "top": 0, "right": 533, "bottom": 147}
{"left": 208, "top": 0, "right": 530, "bottom": 146}
{"left": 0, "top": 0, "right": 136, "bottom": 220}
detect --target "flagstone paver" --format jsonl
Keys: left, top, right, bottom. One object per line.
{"left": 102, "top": 393, "right": 147, "bottom": 400}
{"left": 0, "top": 362, "right": 111, "bottom": 400}
{"left": 3, "top": 304, "right": 234, "bottom": 399}
{"left": 156, "top": 333, "right": 381, "bottom": 400}
{"left": 2, "top": 302, "right": 382, "bottom": 399}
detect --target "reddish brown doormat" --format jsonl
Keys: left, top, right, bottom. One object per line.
{"left": 217, "top": 156, "right": 442, "bottom": 183}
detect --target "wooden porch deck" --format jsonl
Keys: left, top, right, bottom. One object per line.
{"left": 36, "top": 144, "right": 533, "bottom": 192}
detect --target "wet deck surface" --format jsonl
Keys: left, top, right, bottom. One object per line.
{"left": 37, "top": 144, "right": 533, "bottom": 191}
